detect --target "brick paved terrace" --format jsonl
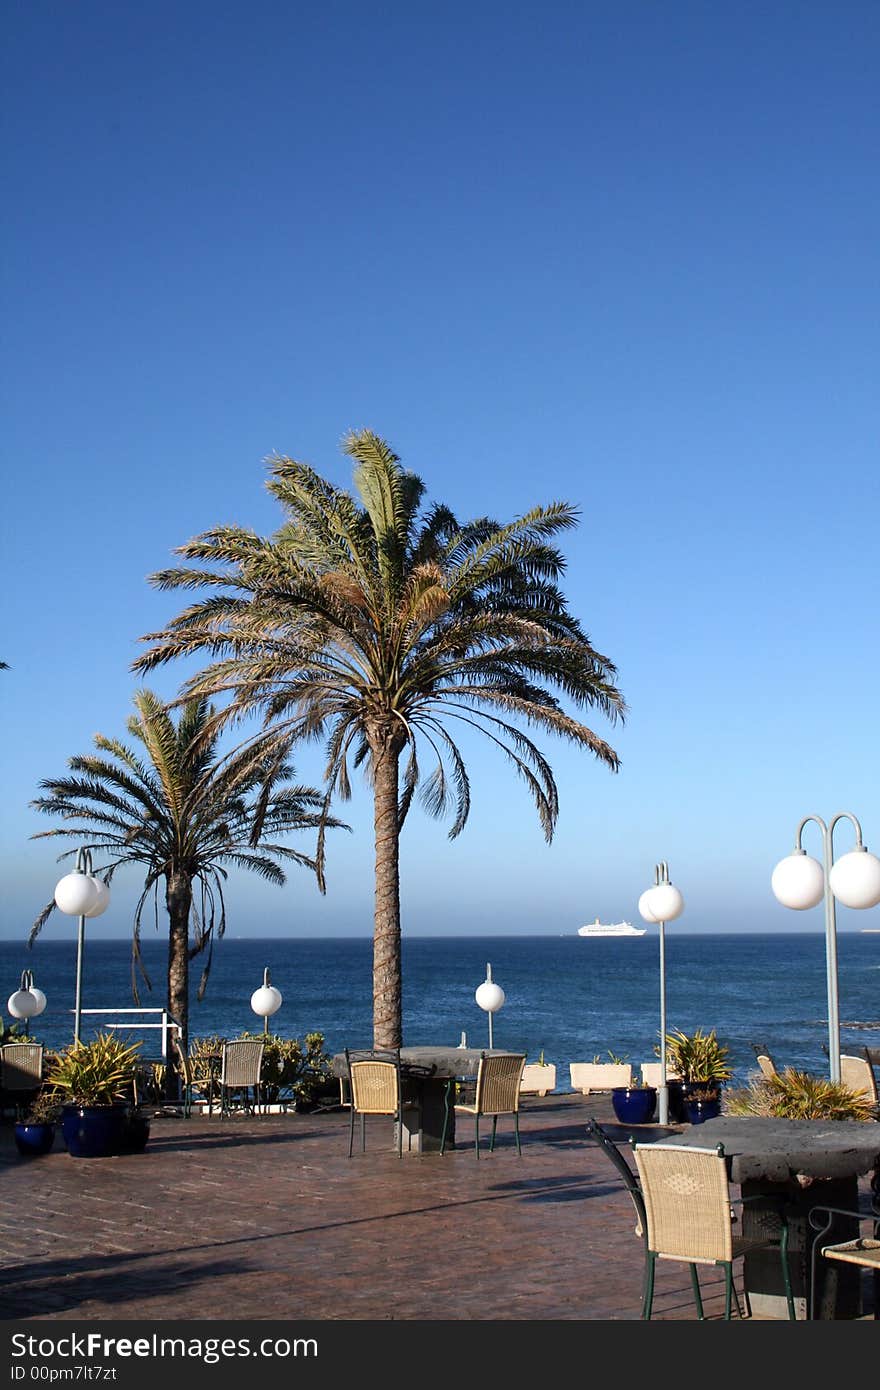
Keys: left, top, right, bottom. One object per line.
{"left": 1, "top": 1093, "right": 876, "bottom": 1322}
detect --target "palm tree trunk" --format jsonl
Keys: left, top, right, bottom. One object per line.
{"left": 371, "top": 729, "right": 402, "bottom": 1048}
{"left": 165, "top": 871, "right": 192, "bottom": 1056}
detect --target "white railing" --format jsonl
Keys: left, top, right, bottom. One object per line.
{"left": 75, "top": 1008, "right": 181, "bottom": 1063}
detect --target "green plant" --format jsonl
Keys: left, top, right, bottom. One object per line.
{"left": 31, "top": 692, "right": 342, "bottom": 1053}
{"left": 21, "top": 1089, "right": 62, "bottom": 1125}
{"left": 46, "top": 1033, "right": 142, "bottom": 1107}
{"left": 0, "top": 1016, "right": 32, "bottom": 1044}
{"left": 724, "top": 1068, "right": 875, "bottom": 1121}
{"left": 606, "top": 1050, "right": 629, "bottom": 1065}
{"left": 134, "top": 430, "right": 625, "bottom": 1049}
{"left": 658, "top": 1028, "right": 732, "bottom": 1085}
{"left": 688, "top": 1086, "right": 721, "bottom": 1103}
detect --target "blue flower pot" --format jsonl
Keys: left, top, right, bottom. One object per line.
{"left": 686, "top": 1094, "right": 722, "bottom": 1125}
{"left": 61, "top": 1104, "right": 128, "bottom": 1158}
{"left": 14, "top": 1122, "right": 56, "bottom": 1157}
{"left": 611, "top": 1086, "right": 657, "bottom": 1125}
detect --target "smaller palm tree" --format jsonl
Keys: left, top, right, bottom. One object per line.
{"left": 31, "top": 689, "right": 344, "bottom": 1050}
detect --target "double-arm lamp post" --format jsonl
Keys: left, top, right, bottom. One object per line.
{"left": 639, "top": 862, "right": 685, "bottom": 1126}
{"left": 771, "top": 813, "right": 880, "bottom": 1083}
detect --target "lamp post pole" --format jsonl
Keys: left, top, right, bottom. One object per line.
{"left": 53, "top": 846, "right": 110, "bottom": 1044}
{"left": 639, "top": 861, "right": 685, "bottom": 1127}
{"left": 73, "top": 849, "right": 93, "bottom": 1046}
{"left": 772, "top": 813, "right": 880, "bottom": 1084}
{"left": 475, "top": 963, "right": 505, "bottom": 1049}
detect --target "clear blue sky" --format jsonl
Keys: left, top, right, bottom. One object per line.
{"left": 2, "top": 2, "right": 878, "bottom": 942}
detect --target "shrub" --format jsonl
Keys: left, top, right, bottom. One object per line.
{"left": 21, "top": 1089, "right": 62, "bottom": 1125}
{"left": 723, "top": 1068, "right": 875, "bottom": 1121}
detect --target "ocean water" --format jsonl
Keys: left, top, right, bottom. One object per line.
{"left": 3, "top": 932, "right": 879, "bottom": 1087}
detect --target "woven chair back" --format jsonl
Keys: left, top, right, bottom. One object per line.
{"left": 0, "top": 1043, "right": 43, "bottom": 1090}
{"left": 474, "top": 1054, "right": 526, "bottom": 1116}
{"left": 221, "top": 1040, "right": 264, "bottom": 1088}
{"left": 840, "top": 1053, "right": 878, "bottom": 1104}
{"left": 634, "top": 1144, "right": 733, "bottom": 1265}
{"left": 349, "top": 1060, "right": 400, "bottom": 1115}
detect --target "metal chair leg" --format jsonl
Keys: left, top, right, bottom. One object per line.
{"left": 439, "top": 1080, "right": 452, "bottom": 1156}
{"left": 780, "top": 1224, "right": 796, "bottom": 1320}
{"left": 643, "top": 1252, "right": 656, "bottom": 1319}
{"left": 348, "top": 1103, "right": 355, "bottom": 1158}
{"left": 514, "top": 1112, "right": 522, "bottom": 1156}
{"left": 690, "top": 1263, "right": 704, "bottom": 1319}
{"left": 490, "top": 1115, "right": 498, "bottom": 1152}
{"left": 723, "top": 1265, "right": 733, "bottom": 1320}
{"left": 474, "top": 1115, "right": 480, "bottom": 1159}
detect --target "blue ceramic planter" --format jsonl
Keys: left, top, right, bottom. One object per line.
{"left": 685, "top": 1094, "right": 722, "bottom": 1125}
{"left": 61, "top": 1104, "right": 128, "bottom": 1158}
{"left": 14, "top": 1122, "right": 56, "bottom": 1157}
{"left": 611, "top": 1086, "right": 657, "bottom": 1125}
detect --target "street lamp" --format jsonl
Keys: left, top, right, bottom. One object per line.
{"left": 53, "top": 847, "right": 110, "bottom": 1043}
{"left": 771, "top": 813, "right": 880, "bottom": 1083}
{"left": 639, "top": 861, "right": 685, "bottom": 1125}
{"left": 475, "top": 962, "right": 505, "bottom": 1049}
{"left": 250, "top": 966, "right": 283, "bottom": 1035}
{"left": 7, "top": 969, "right": 47, "bottom": 1036}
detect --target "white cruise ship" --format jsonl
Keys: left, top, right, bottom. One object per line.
{"left": 577, "top": 918, "right": 646, "bottom": 937}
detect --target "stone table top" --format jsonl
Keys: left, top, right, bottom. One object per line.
{"left": 331, "top": 1046, "right": 522, "bottom": 1079}
{"left": 647, "top": 1116, "right": 880, "bottom": 1184}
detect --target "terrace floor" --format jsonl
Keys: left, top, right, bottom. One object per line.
{"left": 1, "top": 1092, "right": 876, "bottom": 1323}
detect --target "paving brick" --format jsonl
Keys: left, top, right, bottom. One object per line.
{"left": 1, "top": 1094, "right": 875, "bottom": 1321}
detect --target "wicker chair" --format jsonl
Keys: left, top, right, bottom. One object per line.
{"left": 439, "top": 1052, "right": 526, "bottom": 1158}
{"left": 219, "top": 1039, "right": 265, "bottom": 1116}
{"left": 840, "top": 1052, "right": 879, "bottom": 1110}
{"left": 633, "top": 1141, "right": 796, "bottom": 1320}
{"left": 344, "top": 1048, "right": 403, "bottom": 1158}
{"left": 586, "top": 1118, "right": 646, "bottom": 1238}
{"left": 0, "top": 1043, "right": 43, "bottom": 1115}
{"left": 809, "top": 1204, "right": 880, "bottom": 1319}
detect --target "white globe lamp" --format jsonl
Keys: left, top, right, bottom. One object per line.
{"left": 648, "top": 882, "right": 684, "bottom": 922}
{"left": 828, "top": 847, "right": 880, "bottom": 909}
{"left": 475, "top": 963, "right": 505, "bottom": 1048}
{"left": 771, "top": 851, "right": 825, "bottom": 910}
{"left": 54, "top": 871, "right": 99, "bottom": 917}
{"left": 251, "top": 968, "right": 282, "bottom": 1034}
{"left": 84, "top": 877, "right": 111, "bottom": 918}
{"left": 7, "top": 988, "right": 40, "bottom": 1021}
{"left": 638, "top": 889, "right": 660, "bottom": 923}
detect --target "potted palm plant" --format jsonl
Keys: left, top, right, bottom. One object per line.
{"left": 14, "top": 1088, "right": 61, "bottom": 1157}
{"left": 47, "top": 1033, "right": 143, "bottom": 1158}
{"left": 660, "top": 1028, "right": 732, "bottom": 1123}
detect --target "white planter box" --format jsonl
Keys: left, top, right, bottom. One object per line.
{"left": 639, "top": 1063, "right": 682, "bottom": 1087}
{"left": 520, "top": 1062, "right": 557, "bottom": 1095}
{"left": 569, "top": 1062, "right": 633, "bottom": 1093}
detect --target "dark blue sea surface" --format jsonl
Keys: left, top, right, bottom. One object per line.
{"left": 4, "top": 933, "right": 879, "bottom": 1086}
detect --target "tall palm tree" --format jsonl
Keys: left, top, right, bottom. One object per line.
{"left": 135, "top": 430, "right": 625, "bottom": 1047}
{"left": 31, "top": 689, "right": 341, "bottom": 1049}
